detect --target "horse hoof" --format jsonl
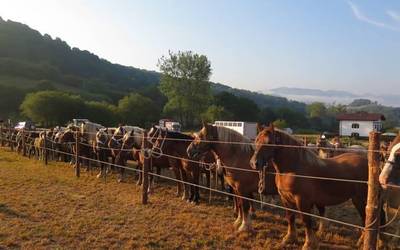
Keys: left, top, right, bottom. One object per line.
{"left": 238, "top": 224, "right": 255, "bottom": 234}
{"left": 302, "top": 242, "right": 319, "bottom": 250}
{"left": 96, "top": 173, "right": 102, "bottom": 179}
{"left": 250, "top": 212, "right": 257, "bottom": 219}
{"left": 281, "top": 233, "right": 297, "bottom": 246}
{"left": 117, "top": 178, "right": 123, "bottom": 183}
{"left": 233, "top": 218, "right": 242, "bottom": 229}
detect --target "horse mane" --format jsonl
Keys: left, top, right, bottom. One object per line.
{"left": 389, "top": 134, "right": 400, "bottom": 152}
{"left": 164, "top": 130, "right": 193, "bottom": 140}
{"left": 274, "top": 129, "right": 325, "bottom": 167}
{"left": 212, "top": 125, "right": 254, "bottom": 153}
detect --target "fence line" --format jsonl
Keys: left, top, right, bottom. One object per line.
{"left": 0, "top": 136, "right": 399, "bottom": 240}
{"left": 2, "top": 130, "right": 400, "bottom": 189}
{"left": 2, "top": 128, "right": 386, "bottom": 154}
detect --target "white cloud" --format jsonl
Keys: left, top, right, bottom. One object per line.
{"left": 387, "top": 10, "right": 400, "bottom": 23}
{"left": 348, "top": 1, "right": 400, "bottom": 31}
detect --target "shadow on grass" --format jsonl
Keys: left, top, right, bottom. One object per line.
{"left": 0, "top": 203, "right": 28, "bottom": 218}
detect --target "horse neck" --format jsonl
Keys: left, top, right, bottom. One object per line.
{"left": 274, "top": 135, "right": 322, "bottom": 173}
{"left": 164, "top": 138, "right": 190, "bottom": 158}
{"left": 213, "top": 142, "right": 252, "bottom": 169}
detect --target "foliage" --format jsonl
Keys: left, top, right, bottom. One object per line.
{"left": 158, "top": 50, "right": 212, "bottom": 127}
{"left": 20, "top": 91, "right": 84, "bottom": 126}
{"left": 0, "top": 85, "right": 25, "bottom": 119}
{"left": 213, "top": 92, "right": 260, "bottom": 122}
{"left": 200, "top": 105, "right": 232, "bottom": 123}
{"left": 307, "top": 102, "right": 327, "bottom": 118}
{"left": 84, "top": 101, "right": 118, "bottom": 127}
{"left": 273, "top": 119, "right": 288, "bottom": 129}
{"left": 118, "top": 93, "right": 159, "bottom": 127}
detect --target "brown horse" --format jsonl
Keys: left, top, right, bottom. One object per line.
{"left": 187, "top": 123, "right": 279, "bottom": 232}
{"left": 250, "top": 124, "right": 385, "bottom": 249}
{"left": 153, "top": 128, "right": 216, "bottom": 203}
{"left": 59, "top": 129, "right": 92, "bottom": 171}
{"left": 315, "top": 135, "right": 344, "bottom": 158}
{"left": 116, "top": 126, "right": 174, "bottom": 193}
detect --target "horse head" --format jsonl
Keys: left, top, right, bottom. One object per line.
{"left": 250, "top": 123, "right": 280, "bottom": 170}
{"left": 187, "top": 122, "right": 216, "bottom": 160}
{"left": 380, "top": 137, "right": 400, "bottom": 189}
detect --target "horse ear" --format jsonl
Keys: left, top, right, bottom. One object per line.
{"left": 257, "top": 123, "right": 262, "bottom": 133}
{"left": 268, "top": 122, "right": 275, "bottom": 131}
{"left": 202, "top": 120, "right": 207, "bottom": 128}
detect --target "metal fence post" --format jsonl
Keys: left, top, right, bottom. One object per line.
{"left": 363, "top": 131, "right": 381, "bottom": 250}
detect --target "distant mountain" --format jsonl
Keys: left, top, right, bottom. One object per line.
{"left": 0, "top": 17, "right": 304, "bottom": 111}
{"left": 264, "top": 87, "right": 400, "bottom": 107}
{"left": 269, "top": 87, "right": 357, "bottom": 98}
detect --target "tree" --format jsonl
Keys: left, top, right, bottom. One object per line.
{"left": 84, "top": 101, "right": 118, "bottom": 127}
{"left": 0, "top": 85, "right": 25, "bottom": 118}
{"left": 200, "top": 105, "right": 232, "bottom": 123}
{"left": 307, "top": 102, "right": 327, "bottom": 118}
{"left": 20, "top": 91, "right": 84, "bottom": 126}
{"left": 158, "top": 50, "right": 212, "bottom": 127}
{"left": 214, "top": 92, "right": 260, "bottom": 121}
{"left": 258, "top": 107, "right": 277, "bottom": 125}
{"left": 118, "top": 93, "right": 159, "bottom": 127}
{"left": 275, "top": 107, "right": 308, "bottom": 129}
{"left": 273, "top": 119, "right": 288, "bottom": 129}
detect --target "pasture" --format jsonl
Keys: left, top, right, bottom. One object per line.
{"left": 0, "top": 147, "right": 369, "bottom": 249}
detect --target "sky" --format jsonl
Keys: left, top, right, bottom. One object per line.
{"left": 0, "top": 0, "right": 399, "bottom": 94}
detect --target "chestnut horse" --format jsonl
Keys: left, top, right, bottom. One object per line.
{"left": 153, "top": 129, "right": 216, "bottom": 203}
{"left": 250, "top": 124, "right": 385, "bottom": 250}
{"left": 187, "top": 123, "right": 279, "bottom": 232}
{"left": 316, "top": 135, "right": 344, "bottom": 158}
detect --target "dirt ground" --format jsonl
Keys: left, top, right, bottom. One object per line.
{"left": 0, "top": 147, "right": 397, "bottom": 249}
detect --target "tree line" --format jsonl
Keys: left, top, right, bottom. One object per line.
{"left": 9, "top": 51, "right": 348, "bottom": 133}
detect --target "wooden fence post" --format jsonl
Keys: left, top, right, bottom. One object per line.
{"left": 0, "top": 124, "right": 4, "bottom": 147}
{"left": 363, "top": 131, "right": 381, "bottom": 250}
{"left": 142, "top": 131, "right": 149, "bottom": 204}
{"left": 22, "top": 130, "right": 26, "bottom": 156}
{"left": 44, "top": 133, "right": 48, "bottom": 165}
{"left": 75, "top": 131, "right": 80, "bottom": 178}
{"left": 9, "top": 125, "right": 14, "bottom": 151}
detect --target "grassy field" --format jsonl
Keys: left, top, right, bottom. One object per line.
{"left": 0, "top": 147, "right": 395, "bottom": 249}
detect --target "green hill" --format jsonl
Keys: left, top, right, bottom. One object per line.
{"left": 0, "top": 17, "right": 305, "bottom": 116}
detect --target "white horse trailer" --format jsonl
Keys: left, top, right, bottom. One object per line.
{"left": 214, "top": 121, "right": 258, "bottom": 140}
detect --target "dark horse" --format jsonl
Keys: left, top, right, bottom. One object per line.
{"left": 187, "top": 123, "right": 279, "bottom": 232}
{"left": 250, "top": 124, "right": 385, "bottom": 250}
{"left": 117, "top": 126, "right": 184, "bottom": 195}
{"left": 153, "top": 128, "right": 215, "bottom": 203}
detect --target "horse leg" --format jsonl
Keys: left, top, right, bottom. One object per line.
{"left": 296, "top": 199, "right": 318, "bottom": 250}
{"left": 248, "top": 193, "right": 256, "bottom": 219}
{"left": 96, "top": 153, "right": 103, "bottom": 179}
{"left": 180, "top": 169, "right": 189, "bottom": 201}
{"left": 172, "top": 167, "right": 182, "bottom": 197}
{"left": 238, "top": 195, "right": 254, "bottom": 233}
{"left": 281, "top": 201, "right": 297, "bottom": 246}
{"left": 118, "top": 166, "right": 124, "bottom": 183}
{"left": 316, "top": 205, "right": 326, "bottom": 236}
{"left": 136, "top": 161, "right": 143, "bottom": 186}
{"left": 233, "top": 196, "right": 243, "bottom": 229}
{"left": 351, "top": 197, "right": 367, "bottom": 247}
{"left": 191, "top": 166, "right": 200, "bottom": 204}
{"left": 219, "top": 173, "right": 225, "bottom": 191}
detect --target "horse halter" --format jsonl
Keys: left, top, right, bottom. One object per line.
{"left": 151, "top": 130, "right": 167, "bottom": 159}
{"left": 385, "top": 143, "right": 400, "bottom": 170}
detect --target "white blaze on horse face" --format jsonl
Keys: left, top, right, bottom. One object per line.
{"left": 380, "top": 142, "right": 400, "bottom": 188}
